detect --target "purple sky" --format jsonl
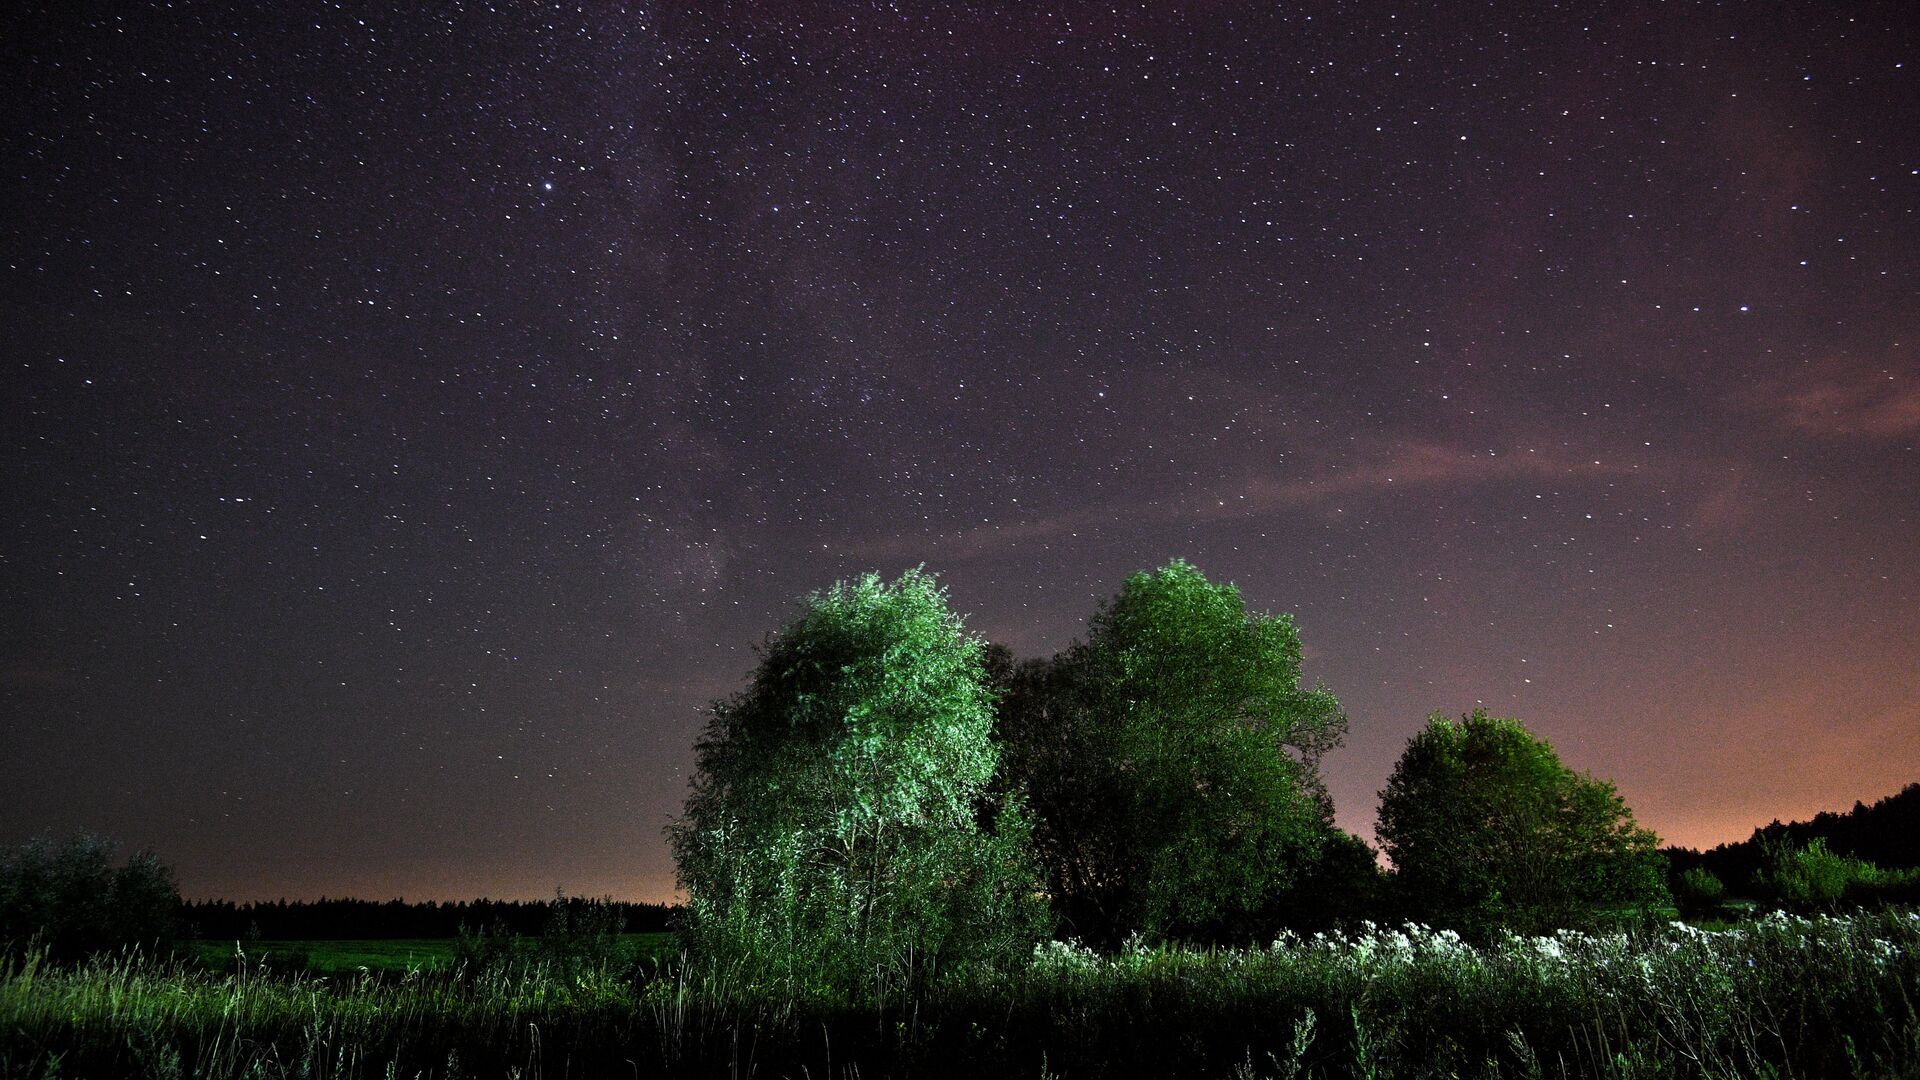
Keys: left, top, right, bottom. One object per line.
{"left": 4, "top": 2, "right": 1915, "bottom": 901}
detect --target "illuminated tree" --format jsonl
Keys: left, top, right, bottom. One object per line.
{"left": 997, "top": 560, "right": 1348, "bottom": 946}
{"left": 669, "top": 569, "right": 1044, "bottom": 995}
{"left": 1377, "top": 710, "right": 1666, "bottom": 935}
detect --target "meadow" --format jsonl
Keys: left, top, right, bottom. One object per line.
{"left": 188, "top": 933, "right": 680, "bottom": 976}
{"left": 4, "top": 910, "right": 1916, "bottom": 1079}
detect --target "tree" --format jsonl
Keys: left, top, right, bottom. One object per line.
{"left": 1376, "top": 710, "right": 1666, "bottom": 936}
{"left": 1671, "top": 866, "right": 1727, "bottom": 918}
{"left": 668, "top": 569, "right": 1045, "bottom": 996}
{"left": 1665, "top": 782, "right": 1920, "bottom": 895}
{"left": 0, "top": 833, "right": 180, "bottom": 961}
{"left": 996, "top": 560, "right": 1349, "bottom": 946}
{"left": 1746, "top": 837, "right": 1920, "bottom": 911}
{"left": 1256, "top": 827, "right": 1390, "bottom": 934}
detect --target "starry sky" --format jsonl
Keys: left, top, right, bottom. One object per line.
{"left": 4, "top": 3, "right": 1917, "bottom": 904}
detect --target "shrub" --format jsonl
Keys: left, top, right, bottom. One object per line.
{"left": 451, "top": 917, "right": 520, "bottom": 976}
{"left": 536, "top": 892, "right": 627, "bottom": 977}
{"left": 1256, "top": 828, "right": 1389, "bottom": 935}
{"left": 1673, "top": 866, "right": 1726, "bottom": 917}
{"left": 1752, "top": 837, "right": 1920, "bottom": 911}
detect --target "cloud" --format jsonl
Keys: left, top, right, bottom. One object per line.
{"left": 1196, "top": 442, "right": 1621, "bottom": 517}
{"left": 859, "top": 440, "right": 1632, "bottom": 563}
{"left": 1767, "top": 366, "right": 1920, "bottom": 438}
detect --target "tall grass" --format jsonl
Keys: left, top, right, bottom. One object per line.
{"left": 4, "top": 910, "right": 1916, "bottom": 1078}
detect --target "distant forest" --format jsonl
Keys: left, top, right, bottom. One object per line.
{"left": 163, "top": 784, "right": 1917, "bottom": 942}
{"left": 168, "top": 792, "right": 1916, "bottom": 943}
{"left": 1665, "top": 782, "right": 1920, "bottom": 885}
{"left": 181, "top": 896, "right": 674, "bottom": 940}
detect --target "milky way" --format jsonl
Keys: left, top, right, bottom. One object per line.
{"left": 4, "top": 3, "right": 1916, "bottom": 901}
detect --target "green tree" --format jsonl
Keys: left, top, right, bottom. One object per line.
{"left": 1672, "top": 866, "right": 1726, "bottom": 918}
{"left": 669, "top": 569, "right": 1045, "bottom": 997}
{"left": 0, "top": 833, "right": 180, "bottom": 962}
{"left": 1256, "top": 827, "right": 1390, "bottom": 934}
{"left": 1750, "top": 837, "right": 1897, "bottom": 911}
{"left": 1376, "top": 710, "right": 1666, "bottom": 936}
{"left": 997, "top": 560, "right": 1348, "bottom": 946}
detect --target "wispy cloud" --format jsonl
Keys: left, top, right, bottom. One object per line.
{"left": 1194, "top": 442, "right": 1624, "bottom": 517}
{"left": 858, "top": 440, "right": 1633, "bottom": 563}
{"left": 1764, "top": 365, "right": 1920, "bottom": 438}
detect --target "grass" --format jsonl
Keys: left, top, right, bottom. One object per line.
{"left": 3, "top": 910, "right": 1917, "bottom": 1078}
{"left": 189, "top": 932, "right": 679, "bottom": 974}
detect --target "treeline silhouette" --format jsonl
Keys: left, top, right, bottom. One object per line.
{"left": 181, "top": 896, "right": 674, "bottom": 940}
{"left": 1666, "top": 782, "right": 1920, "bottom": 889}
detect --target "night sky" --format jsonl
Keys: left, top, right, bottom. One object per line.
{"left": 4, "top": 3, "right": 1917, "bottom": 904}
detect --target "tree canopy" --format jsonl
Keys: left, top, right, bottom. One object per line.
{"left": 996, "top": 559, "right": 1348, "bottom": 946}
{"left": 669, "top": 568, "right": 1044, "bottom": 995}
{"left": 0, "top": 833, "right": 180, "bottom": 961}
{"left": 1376, "top": 710, "right": 1666, "bottom": 936}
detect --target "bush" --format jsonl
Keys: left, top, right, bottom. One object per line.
{"left": 451, "top": 917, "right": 521, "bottom": 976}
{"left": 451, "top": 893, "right": 634, "bottom": 981}
{"left": 535, "top": 892, "right": 627, "bottom": 977}
{"left": 1752, "top": 838, "right": 1920, "bottom": 911}
{"left": 0, "top": 833, "right": 181, "bottom": 962}
{"left": 1256, "top": 828, "right": 1389, "bottom": 935}
{"left": 1754, "top": 838, "right": 1864, "bottom": 910}
{"left": 1673, "top": 866, "right": 1727, "bottom": 918}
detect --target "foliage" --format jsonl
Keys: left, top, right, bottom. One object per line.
{"left": 1255, "top": 827, "right": 1390, "bottom": 934}
{"left": 5, "top": 911, "right": 1917, "bottom": 1078}
{"left": 967, "top": 910, "right": 1920, "bottom": 1079}
{"left": 1671, "top": 866, "right": 1726, "bottom": 918}
{"left": 995, "top": 560, "right": 1349, "bottom": 947}
{"left": 0, "top": 833, "right": 180, "bottom": 962}
{"left": 533, "top": 891, "right": 627, "bottom": 977}
{"left": 1377, "top": 711, "right": 1667, "bottom": 937}
{"left": 447, "top": 893, "right": 638, "bottom": 986}
{"left": 1750, "top": 780, "right": 1920, "bottom": 868}
{"left": 1753, "top": 837, "right": 1857, "bottom": 909}
{"left": 1751, "top": 836, "right": 1920, "bottom": 911}
{"left": 1666, "top": 782, "right": 1920, "bottom": 899}
{"left": 451, "top": 917, "right": 520, "bottom": 976}
{"left": 668, "top": 568, "right": 1046, "bottom": 997}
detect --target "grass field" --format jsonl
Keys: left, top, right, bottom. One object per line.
{"left": 6, "top": 911, "right": 1918, "bottom": 1078}
{"left": 190, "top": 932, "right": 679, "bottom": 974}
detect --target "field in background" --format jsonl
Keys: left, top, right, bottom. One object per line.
{"left": 190, "top": 932, "right": 679, "bottom": 974}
